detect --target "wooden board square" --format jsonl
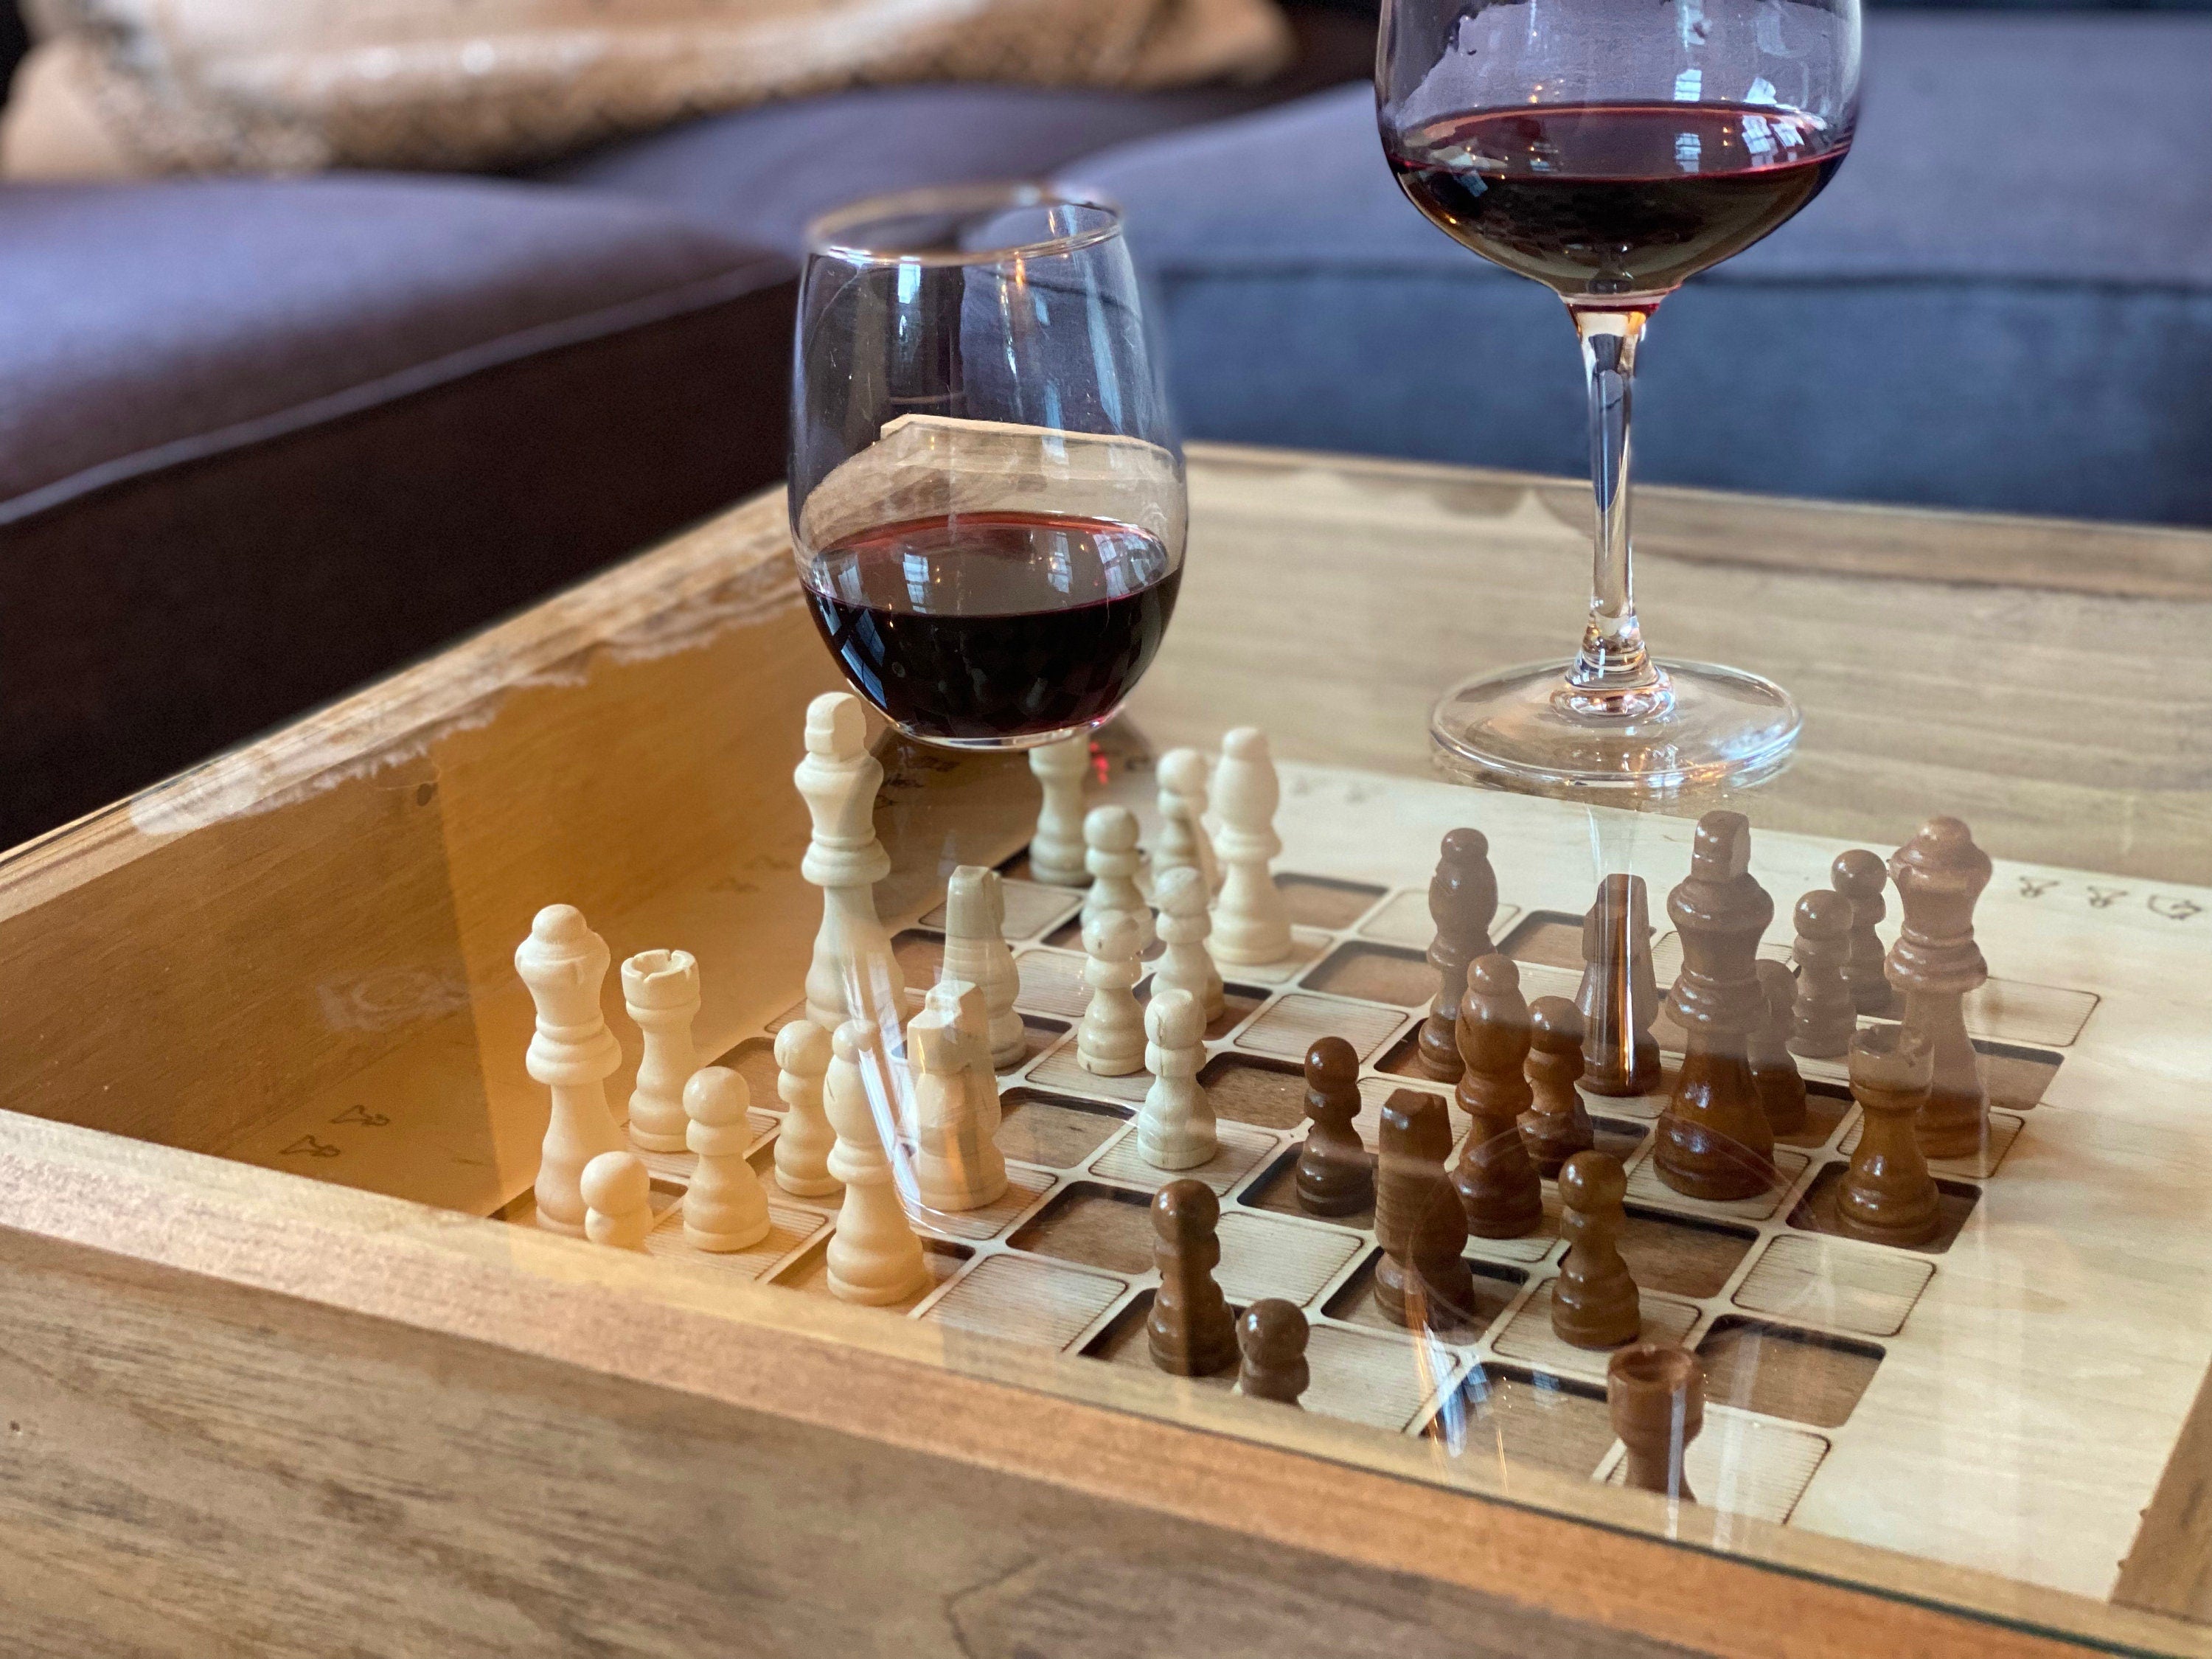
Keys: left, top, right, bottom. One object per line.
{"left": 1275, "top": 872, "right": 1388, "bottom": 931}
{"left": 922, "top": 1253, "right": 1128, "bottom": 1352}
{"left": 1087, "top": 1121, "right": 1276, "bottom": 1195}
{"left": 1209, "top": 929, "right": 1332, "bottom": 987}
{"left": 1215, "top": 1211, "right": 1366, "bottom": 1307}
{"left": 1605, "top": 1410, "right": 1830, "bottom": 1525}
{"left": 1626, "top": 1144, "right": 1812, "bottom": 1223}
{"left": 1235, "top": 994, "right": 1407, "bottom": 1064}
{"left": 1009, "top": 1182, "right": 1156, "bottom": 1275}
{"left": 1840, "top": 1108, "right": 2024, "bottom": 1180}
{"left": 1498, "top": 911, "right": 1587, "bottom": 973}
{"left": 919, "top": 880, "right": 1082, "bottom": 942}
{"left": 1357, "top": 891, "right": 1523, "bottom": 951}
{"left": 892, "top": 929, "right": 945, "bottom": 986}
{"left": 1491, "top": 1280, "right": 1701, "bottom": 1380}
{"left": 1300, "top": 942, "right": 1437, "bottom": 1009}
{"left": 1427, "top": 1363, "right": 1616, "bottom": 1478}
{"left": 1964, "top": 976, "right": 2098, "bottom": 1048}
{"left": 774, "top": 1235, "right": 970, "bottom": 1313}
{"left": 1197, "top": 1053, "right": 1305, "bottom": 1130}
{"left": 1300, "top": 1322, "right": 1459, "bottom": 1432}
{"left": 1324, "top": 1250, "right": 1523, "bottom": 1346}
{"left": 1241, "top": 1147, "right": 1377, "bottom": 1232}
{"left": 920, "top": 1166, "right": 1057, "bottom": 1242}
{"left": 1617, "top": 1208, "right": 1759, "bottom": 1299}
{"left": 639, "top": 1199, "right": 827, "bottom": 1281}
{"left": 1028, "top": 1032, "right": 1152, "bottom": 1104}
{"left": 1786, "top": 1161, "right": 1981, "bottom": 1256}
{"left": 1697, "top": 1316, "right": 1883, "bottom": 1429}
{"left": 997, "top": 1090, "right": 1130, "bottom": 1170}
{"left": 1013, "top": 947, "right": 1092, "bottom": 1019}
{"left": 1732, "top": 1233, "right": 1935, "bottom": 1338}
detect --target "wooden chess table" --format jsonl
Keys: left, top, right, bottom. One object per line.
{"left": 3, "top": 445, "right": 2211, "bottom": 1659}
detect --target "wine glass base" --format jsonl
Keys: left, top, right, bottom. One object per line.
{"left": 1430, "top": 659, "right": 1800, "bottom": 799}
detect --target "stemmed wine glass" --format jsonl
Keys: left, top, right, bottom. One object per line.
{"left": 1378, "top": 0, "right": 1860, "bottom": 793}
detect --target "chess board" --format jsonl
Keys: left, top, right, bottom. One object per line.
{"left": 492, "top": 755, "right": 2212, "bottom": 1607}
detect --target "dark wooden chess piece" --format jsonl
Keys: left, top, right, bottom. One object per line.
{"left": 1551, "top": 1151, "right": 1641, "bottom": 1349}
{"left": 1416, "top": 829, "right": 1498, "bottom": 1082}
{"left": 1788, "top": 888, "right": 1857, "bottom": 1059}
{"left": 1887, "top": 816, "right": 1994, "bottom": 1161}
{"left": 1374, "top": 1088, "right": 1475, "bottom": 1330}
{"left": 1296, "top": 1036, "right": 1374, "bottom": 1217}
{"left": 1236, "top": 1298, "right": 1310, "bottom": 1407}
{"left": 1748, "top": 959, "right": 1809, "bottom": 1135}
{"left": 1577, "top": 874, "right": 1659, "bottom": 1096}
{"left": 1831, "top": 848, "right": 1895, "bottom": 1016}
{"left": 1451, "top": 954, "right": 1545, "bottom": 1238}
{"left": 1655, "top": 811, "right": 1778, "bottom": 1203}
{"left": 1837, "top": 1023, "right": 1943, "bottom": 1248}
{"left": 1607, "top": 1343, "right": 1703, "bottom": 1502}
{"left": 1519, "top": 995, "right": 1594, "bottom": 1179}
{"left": 1147, "top": 1178, "right": 1238, "bottom": 1377}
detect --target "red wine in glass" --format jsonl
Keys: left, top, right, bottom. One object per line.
{"left": 802, "top": 509, "right": 1182, "bottom": 743}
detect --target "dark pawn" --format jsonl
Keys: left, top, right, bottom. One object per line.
{"left": 1520, "top": 995, "right": 1594, "bottom": 1179}
{"left": 1748, "top": 959, "right": 1809, "bottom": 1135}
{"left": 1578, "top": 874, "right": 1660, "bottom": 1096}
{"left": 1788, "top": 889, "right": 1857, "bottom": 1059}
{"left": 1147, "top": 1179, "right": 1238, "bottom": 1377}
{"left": 1837, "top": 1023, "right": 1942, "bottom": 1248}
{"left": 1608, "top": 1343, "right": 1703, "bottom": 1502}
{"left": 1296, "top": 1036, "right": 1374, "bottom": 1217}
{"left": 1831, "top": 849, "right": 1895, "bottom": 1016}
{"left": 1453, "top": 955, "right": 1545, "bottom": 1238}
{"left": 1552, "top": 1152, "right": 1641, "bottom": 1350}
{"left": 1237, "top": 1299, "right": 1310, "bottom": 1407}
{"left": 1374, "top": 1088, "right": 1475, "bottom": 1330}
{"left": 1415, "top": 829, "right": 1499, "bottom": 1082}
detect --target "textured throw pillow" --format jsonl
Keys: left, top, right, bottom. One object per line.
{"left": 1, "top": 0, "right": 1292, "bottom": 178}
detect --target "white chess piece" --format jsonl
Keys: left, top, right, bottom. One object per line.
{"left": 517, "top": 904, "right": 626, "bottom": 1237}
{"left": 1210, "top": 727, "right": 1294, "bottom": 965}
{"left": 910, "top": 983, "right": 1009, "bottom": 1212}
{"left": 773, "top": 1020, "right": 841, "bottom": 1197}
{"left": 795, "top": 692, "right": 905, "bottom": 1037}
{"left": 1139, "top": 989, "right": 1217, "bottom": 1170}
{"left": 1027, "top": 735, "right": 1091, "bottom": 886}
{"left": 681, "top": 1066, "right": 772, "bottom": 1251}
{"left": 1155, "top": 748, "right": 1221, "bottom": 896}
{"left": 1077, "top": 909, "right": 1149, "bottom": 1077}
{"left": 824, "top": 1019, "right": 930, "bottom": 1304}
{"left": 942, "top": 865, "right": 1025, "bottom": 1069}
{"left": 1151, "top": 866, "right": 1225, "bottom": 1024}
{"left": 621, "top": 948, "right": 700, "bottom": 1152}
{"left": 1080, "top": 805, "right": 1148, "bottom": 932}
{"left": 581, "top": 1150, "right": 654, "bottom": 1251}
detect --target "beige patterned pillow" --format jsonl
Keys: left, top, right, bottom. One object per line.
{"left": 2, "top": 0, "right": 1291, "bottom": 178}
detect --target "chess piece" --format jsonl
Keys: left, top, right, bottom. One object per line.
{"left": 681, "top": 1066, "right": 772, "bottom": 1251}
{"left": 1837, "top": 1022, "right": 1943, "bottom": 1248}
{"left": 1887, "top": 817, "right": 1994, "bottom": 1161}
{"left": 1748, "top": 959, "right": 1809, "bottom": 1135}
{"left": 1832, "top": 849, "right": 1896, "bottom": 1016}
{"left": 772, "top": 1019, "right": 841, "bottom": 1198}
{"left": 1080, "top": 805, "right": 1148, "bottom": 933}
{"left": 580, "top": 1150, "right": 653, "bottom": 1252}
{"left": 1451, "top": 955, "right": 1545, "bottom": 1239}
{"left": 1237, "top": 1300, "right": 1310, "bottom": 1407}
{"left": 1374, "top": 1088, "right": 1476, "bottom": 1329}
{"left": 621, "top": 947, "right": 700, "bottom": 1150}
{"left": 795, "top": 692, "right": 903, "bottom": 1035}
{"left": 1520, "top": 995, "right": 1594, "bottom": 1179}
{"left": 1209, "top": 727, "right": 1294, "bottom": 965}
{"left": 1578, "top": 874, "right": 1660, "bottom": 1096}
{"left": 943, "top": 866, "right": 1025, "bottom": 1069}
{"left": 1654, "top": 812, "right": 1778, "bottom": 1203}
{"left": 1607, "top": 1344, "right": 1703, "bottom": 1502}
{"left": 1027, "top": 734, "right": 1091, "bottom": 886}
{"left": 910, "top": 984, "right": 1009, "bottom": 1211}
{"left": 1147, "top": 1179, "right": 1239, "bottom": 1377}
{"left": 1415, "top": 829, "right": 1498, "bottom": 1082}
{"left": 1150, "top": 866, "right": 1225, "bottom": 1024}
{"left": 1139, "top": 989, "right": 1216, "bottom": 1170}
{"left": 1552, "top": 1152, "right": 1641, "bottom": 1349}
{"left": 1295, "top": 1036, "right": 1374, "bottom": 1217}
{"left": 1155, "top": 747, "right": 1222, "bottom": 896}
{"left": 1788, "top": 889, "right": 1857, "bottom": 1059}
{"left": 823, "top": 1019, "right": 929, "bottom": 1304}
{"left": 518, "top": 904, "right": 626, "bottom": 1237}
{"left": 1077, "top": 909, "right": 1149, "bottom": 1076}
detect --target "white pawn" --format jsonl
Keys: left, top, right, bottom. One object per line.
{"left": 824, "top": 1019, "right": 930, "bottom": 1304}
{"left": 681, "top": 1067, "right": 772, "bottom": 1251}
{"left": 795, "top": 692, "right": 905, "bottom": 1037}
{"left": 1155, "top": 747, "right": 1222, "bottom": 896}
{"left": 621, "top": 948, "right": 699, "bottom": 1151}
{"left": 1027, "top": 734, "right": 1091, "bottom": 886}
{"left": 910, "top": 984, "right": 1009, "bottom": 1212}
{"left": 773, "top": 1020, "right": 841, "bottom": 1198}
{"left": 942, "top": 865, "right": 1025, "bottom": 1069}
{"left": 1151, "top": 866, "right": 1225, "bottom": 1024}
{"left": 1077, "top": 909, "right": 1149, "bottom": 1077}
{"left": 581, "top": 1150, "right": 654, "bottom": 1251}
{"left": 1139, "top": 989, "right": 1216, "bottom": 1170}
{"left": 517, "top": 904, "right": 626, "bottom": 1237}
{"left": 1080, "top": 805, "right": 1149, "bottom": 933}
{"left": 1211, "top": 727, "right": 1293, "bottom": 965}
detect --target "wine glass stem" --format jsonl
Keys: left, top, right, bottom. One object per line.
{"left": 1565, "top": 307, "right": 1666, "bottom": 712}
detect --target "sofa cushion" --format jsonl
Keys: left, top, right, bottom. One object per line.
{"left": 1062, "top": 15, "right": 2212, "bottom": 525}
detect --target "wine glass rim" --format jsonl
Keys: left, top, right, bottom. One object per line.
{"left": 804, "top": 182, "right": 1124, "bottom": 266}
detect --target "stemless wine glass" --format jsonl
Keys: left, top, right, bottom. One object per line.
{"left": 789, "top": 184, "right": 1186, "bottom": 751}
{"left": 1378, "top": 0, "right": 1860, "bottom": 793}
